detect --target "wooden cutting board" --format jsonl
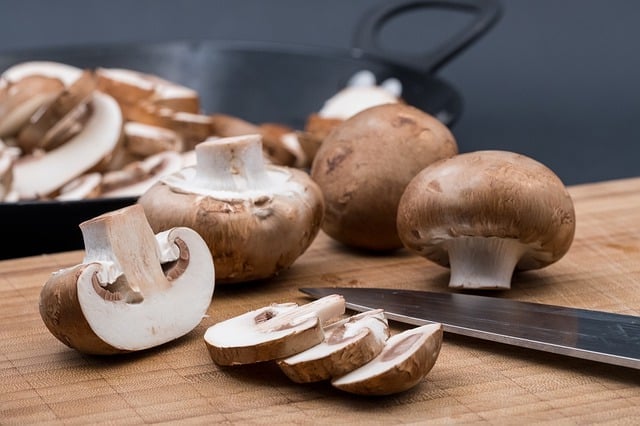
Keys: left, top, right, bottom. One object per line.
{"left": 2, "top": 177, "right": 640, "bottom": 424}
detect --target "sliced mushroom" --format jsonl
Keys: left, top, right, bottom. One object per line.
{"left": 0, "top": 140, "right": 20, "bottom": 200}
{"left": 258, "top": 123, "right": 297, "bottom": 166}
{"left": 147, "top": 75, "right": 200, "bottom": 113}
{"left": 55, "top": 172, "right": 102, "bottom": 200}
{"left": 124, "top": 102, "right": 212, "bottom": 150}
{"left": 12, "top": 91, "right": 123, "bottom": 199}
{"left": 38, "top": 204, "right": 215, "bottom": 354}
{"left": 100, "top": 150, "right": 184, "bottom": 198}
{"left": 277, "top": 309, "right": 389, "bottom": 383}
{"left": 396, "top": 150, "right": 576, "bottom": 289}
{"left": 96, "top": 67, "right": 199, "bottom": 113}
{"left": 16, "top": 69, "right": 97, "bottom": 153}
{"left": 138, "top": 134, "right": 324, "bottom": 283}
{"left": 210, "top": 113, "right": 260, "bottom": 137}
{"left": 1, "top": 60, "right": 83, "bottom": 86}
{"left": 95, "top": 67, "right": 156, "bottom": 105}
{"left": 123, "top": 121, "right": 184, "bottom": 157}
{"left": 204, "top": 294, "right": 345, "bottom": 366}
{"left": 0, "top": 75, "right": 65, "bottom": 137}
{"left": 331, "top": 323, "right": 443, "bottom": 396}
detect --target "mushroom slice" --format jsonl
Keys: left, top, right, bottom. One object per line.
{"left": 95, "top": 67, "right": 156, "bottom": 105}
{"left": 123, "top": 121, "right": 184, "bottom": 157}
{"left": 331, "top": 323, "right": 443, "bottom": 396}
{"left": 204, "top": 294, "right": 345, "bottom": 366}
{"left": 38, "top": 204, "right": 215, "bottom": 355}
{"left": 277, "top": 309, "right": 389, "bottom": 383}
{"left": 55, "top": 172, "right": 102, "bottom": 200}
{"left": 100, "top": 150, "right": 184, "bottom": 198}
{"left": 210, "top": 113, "right": 260, "bottom": 137}
{"left": 396, "top": 150, "right": 576, "bottom": 289}
{"left": 124, "top": 103, "right": 212, "bottom": 150}
{"left": 148, "top": 76, "right": 200, "bottom": 113}
{"left": 0, "top": 140, "right": 20, "bottom": 200}
{"left": 1, "top": 60, "right": 83, "bottom": 86}
{"left": 258, "top": 123, "right": 297, "bottom": 167}
{"left": 137, "top": 134, "right": 325, "bottom": 283}
{"left": 0, "top": 75, "right": 65, "bottom": 137}
{"left": 12, "top": 91, "right": 123, "bottom": 199}
{"left": 16, "top": 69, "right": 97, "bottom": 153}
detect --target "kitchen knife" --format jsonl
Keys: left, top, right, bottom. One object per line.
{"left": 299, "top": 287, "right": 640, "bottom": 370}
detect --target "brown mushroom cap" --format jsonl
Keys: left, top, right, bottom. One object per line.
{"left": 397, "top": 150, "right": 576, "bottom": 288}
{"left": 138, "top": 134, "right": 325, "bottom": 283}
{"left": 331, "top": 323, "right": 443, "bottom": 396}
{"left": 277, "top": 309, "right": 389, "bottom": 383}
{"left": 38, "top": 204, "right": 215, "bottom": 355}
{"left": 310, "top": 103, "right": 458, "bottom": 251}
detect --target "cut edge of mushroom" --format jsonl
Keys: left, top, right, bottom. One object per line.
{"left": 39, "top": 204, "right": 215, "bottom": 354}
{"left": 277, "top": 309, "right": 389, "bottom": 383}
{"left": 203, "top": 294, "right": 345, "bottom": 366}
{"left": 331, "top": 323, "right": 443, "bottom": 396}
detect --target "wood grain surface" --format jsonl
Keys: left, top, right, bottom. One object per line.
{"left": 2, "top": 177, "right": 640, "bottom": 424}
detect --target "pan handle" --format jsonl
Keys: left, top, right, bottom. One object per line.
{"left": 352, "top": 0, "right": 502, "bottom": 74}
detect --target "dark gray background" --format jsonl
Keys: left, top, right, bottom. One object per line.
{"left": 0, "top": 0, "right": 638, "bottom": 185}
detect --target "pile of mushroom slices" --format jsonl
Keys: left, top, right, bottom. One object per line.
{"left": 0, "top": 60, "right": 332, "bottom": 202}
{"left": 204, "top": 294, "right": 443, "bottom": 396}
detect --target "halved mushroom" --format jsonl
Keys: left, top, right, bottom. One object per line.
{"left": 12, "top": 91, "right": 123, "bottom": 199}
{"left": 204, "top": 294, "right": 345, "bottom": 366}
{"left": 38, "top": 204, "right": 215, "bottom": 355}
{"left": 137, "top": 134, "right": 324, "bottom": 283}
{"left": 277, "top": 309, "right": 389, "bottom": 383}
{"left": 396, "top": 150, "right": 576, "bottom": 290}
{"left": 331, "top": 323, "right": 443, "bottom": 396}
{"left": 0, "top": 75, "right": 65, "bottom": 137}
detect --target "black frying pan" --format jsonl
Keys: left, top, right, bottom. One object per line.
{"left": 0, "top": 0, "right": 501, "bottom": 259}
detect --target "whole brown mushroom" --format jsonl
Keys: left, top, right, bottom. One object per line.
{"left": 138, "top": 134, "right": 324, "bottom": 284}
{"left": 397, "top": 150, "right": 576, "bottom": 290}
{"left": 310, "top": 103, "right": 458, "bottom": 251}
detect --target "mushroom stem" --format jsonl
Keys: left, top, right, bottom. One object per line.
{"left": 80, "top": 204, "right": 170, "bottom": 297}
{"left": 257, "top": 294, "right": 345, "bottom": 333}
{"left": 445, "top": 236, "right": 527, "bottom": 289}
{"left": 193, "top": 134, "right": 270, "bottom": 192}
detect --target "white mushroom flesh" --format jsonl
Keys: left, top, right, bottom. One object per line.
{"left": 332, "top": 323, "right": 442, "bottom": 393}
{"left": 75, "top": 206, "right": 214, "bottom": 351}
{"left": 12, "top": 91, "right": 123, "bottom": 199}
{"left": 162, "top": 134, "right": 303, "bottom": 198}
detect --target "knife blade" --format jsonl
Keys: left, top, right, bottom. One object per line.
{"left": 299, "top": 287, "right": 640, "bottom": 370}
